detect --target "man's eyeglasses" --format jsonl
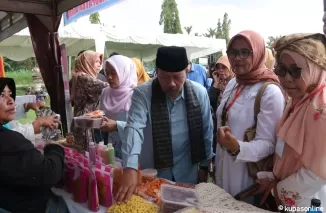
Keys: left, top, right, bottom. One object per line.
{"left": 227, "top": 49, "right": 253, "bottom": 59}
{"left": 274, "top": 65, "right": 302, "bottom": 79}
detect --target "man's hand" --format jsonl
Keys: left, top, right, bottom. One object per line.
{"left": 100, "top": 117, "right": 117, "bottom": 132}
{"left": 114, "top": 168, "right": 138, "bottom": 203}
{"left": 25, "top": 102, "right": 45, "bottom": 111}
{"left": 198, "top": 168, "right": 208, "bottom": 183}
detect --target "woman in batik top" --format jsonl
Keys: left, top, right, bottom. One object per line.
{"left": 70, "top": 50, "right": 108, "bottom": 149}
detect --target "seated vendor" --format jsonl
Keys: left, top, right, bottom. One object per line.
{"left": 4, "top": 101, "right": 59, "bottom": 144}
{"left": 0, "top": 77, "right": 68, "bottom": 213}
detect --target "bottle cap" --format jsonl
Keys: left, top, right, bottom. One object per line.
{"left": 107, "top": 143, "right": 113, "bottom": 148}
{"left": 99, "top": 141, "right": 104, "bottom": 146}
{"left": 311, "top": 198, "right": 321, "bottom": 207}
{"left": 89, "top": 142, "right": 95, "bottom": 146}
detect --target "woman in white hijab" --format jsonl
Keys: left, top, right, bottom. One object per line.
{"left": 99, "top": 55, "right": 138, "bottom": 158}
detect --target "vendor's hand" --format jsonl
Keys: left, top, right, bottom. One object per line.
{"left": 26, "top": 102, "right": 45, "bottom": 111}
{"left": 114, "top": 168, "right": 138, "bottom": 203}
{"left": 100, "top": 117, "right": 117, "bottom": 132}
{"left": 218, "top": 126, "right": 238, "bottom": 152}
{"left": 212, "top": 71, "right": 219, "bottom": 88}
{"left": 198, "top": 168, "right": 209, "bottom": 183}
{"left": 254, "top": 179, "right": 279, "bottom": 206}
{"left": 33, "top": 116, "right": 60, "bottom": 134}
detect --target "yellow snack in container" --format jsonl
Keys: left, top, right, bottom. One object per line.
{"left": 107, "top": 195, "right": 160, "bottom": 213}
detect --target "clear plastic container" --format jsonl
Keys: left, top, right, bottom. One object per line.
{"left": 161, "top": 184, "right": 199, "bottom": 213}
{"left": 141, "top": 169, "right": 158, "bottom": 182}
{"left": 74, "top": 116, "right": 102, "bottom": 128}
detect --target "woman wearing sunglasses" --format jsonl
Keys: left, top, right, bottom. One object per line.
{"left": 255, "top": 33, "right": 326, "bottom": 210}
{"left": 214, "top": 30, "right": 285, "bottom": 205}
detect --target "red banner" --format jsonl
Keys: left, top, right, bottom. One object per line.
{"left": 0, "top": 56, "right": 5, "bottom": 77}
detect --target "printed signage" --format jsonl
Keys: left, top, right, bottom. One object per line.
{"left": 63, "top": 0, "right": 125, "bottom": 26}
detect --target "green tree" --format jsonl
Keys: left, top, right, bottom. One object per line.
{"left": 221, "top": 13, "right": 231, "bottom": 44}
{"left": 159, "top": 0, "right": 183, "bottom": 34}
{"left": 215, "top": 18, "right": 223, "bottom": 39}
{"left": 206, "top": 13, "right": 232, "bottom": 65}
{"left": 89, "top": 12, "right": 101, "bottom": 24}
{"left": 266, "top": 35, "right": 282, "bottom": 49}
{"left": 203, "top": 28, "right": 216, "bottom": 38}
{"left": 3, "top": 57, "right": 36, "bottom": 72}
{"left": 184, "top": 26, "right": 192, "bottom": 35}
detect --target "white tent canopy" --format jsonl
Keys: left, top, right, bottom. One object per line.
{"left": 0, "top": 23, "right": 227, "bottom": 62}
{"left": 0, "top": 0, "right": 89, "bottom": 41}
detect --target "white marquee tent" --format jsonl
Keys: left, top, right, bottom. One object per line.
{"left": 0, "top": 23, "right": 227, "bottom": 62}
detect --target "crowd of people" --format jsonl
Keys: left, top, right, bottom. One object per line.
{"left": 1, "top": 25, "right": 326, "bottom": 213}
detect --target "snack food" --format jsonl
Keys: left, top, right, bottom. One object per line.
{"left": 139, "top": 178, "right": 171, "bottom": 202}
{"left": 112, "top": 168, "right": 123, "bottom": 196}
{"left": 84, "top": 110, "right": 104, "bottom": 118}
{"left": 108, "top": 195, "right": 159, "bottom": 213}
{"left": 95, "top": 169, "right": 112, "bottom": 207}
{"left": 141, "top": 169, "right": 157, "bottom": 183}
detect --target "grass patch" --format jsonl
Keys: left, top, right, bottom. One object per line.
{"left": 6, "top": 70, "right": 34, "bottom": 86}
{"left": 19, "top": 111, "right": 37, "bottom": 124}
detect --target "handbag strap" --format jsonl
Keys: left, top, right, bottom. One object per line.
{"left": 253, "top": 82, "right": 282, "bottom": 127}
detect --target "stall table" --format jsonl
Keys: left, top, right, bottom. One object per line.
{"left": 195, "top": 183, "right": 272, "bottom": 213}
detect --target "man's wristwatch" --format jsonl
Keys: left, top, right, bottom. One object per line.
{"left": 227, "top": 143, "right": 240, "bottom": 156}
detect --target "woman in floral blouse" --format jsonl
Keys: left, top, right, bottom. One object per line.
{"left": 257, "top": 33, "right": 326, "bottom": 211}
{"left": 71, "top": 50, "right": 108, "bottom": 149}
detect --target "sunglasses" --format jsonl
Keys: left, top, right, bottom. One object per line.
{"left": 274, "top": 65, "right": 302, "bottom": 79}
{"left": 227, "top": 49, "right": 253, "bottom": 59}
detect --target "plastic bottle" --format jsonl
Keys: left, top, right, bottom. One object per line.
{"left": 89, "top": 142, "right": 96, "bottom": 165}
{"left": 88, "top": 169, "right": 99, "bottom": 212}
{"left": 96, "top": 141, "right": 104, "bottom": 155}
{"left": 101, "top": 147, "right": 110, "bottom": 165}
{"left": 307, "top": 198, "right": 322, "bottom": 213}
{"left": 107, "top": 143, "right": 115, "bottom": 165}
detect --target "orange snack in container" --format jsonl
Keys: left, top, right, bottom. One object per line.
{"left": 141, "top": 168, "right": 158, "bottom": 183}
{"left": 95, "top": 168, "right": 112, "bottom": 207}
{"left": 112, "top": 167, "right": 123, "bottom": 196}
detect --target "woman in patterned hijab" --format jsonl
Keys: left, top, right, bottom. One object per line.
{"left": 256, "top": 33, "right": 326, "bottom": 210}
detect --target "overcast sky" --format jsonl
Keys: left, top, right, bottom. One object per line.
{"left": 75, "top": 0, "right": 324, "bottom": 40}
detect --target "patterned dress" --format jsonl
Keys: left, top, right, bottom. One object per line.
{"left": 71, "top": 75, "right": 107, "bottom": 149}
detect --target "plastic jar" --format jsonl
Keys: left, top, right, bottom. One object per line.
{"left": 141, "top": 169, "right": 158, "bottom": 182}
